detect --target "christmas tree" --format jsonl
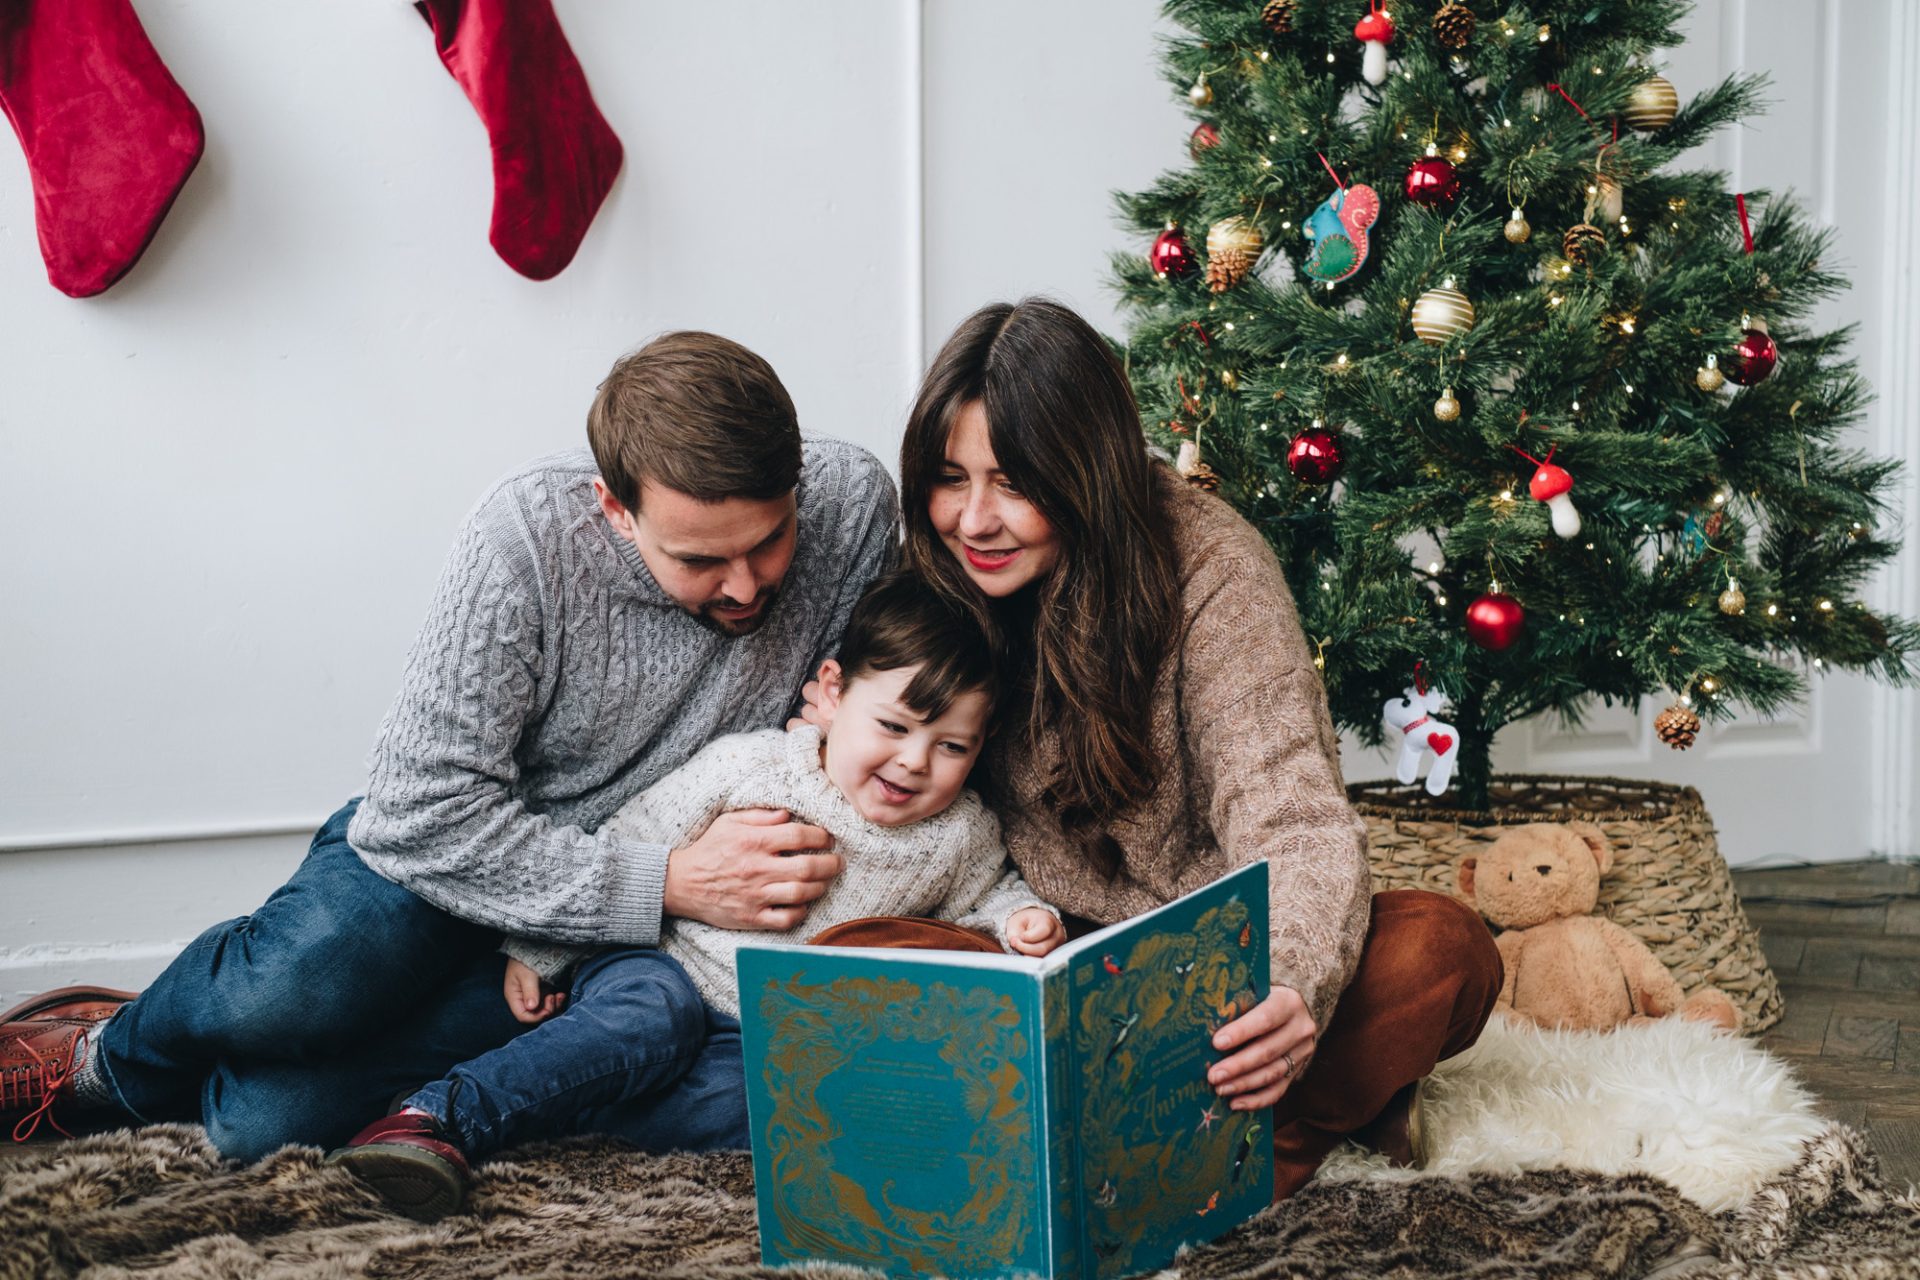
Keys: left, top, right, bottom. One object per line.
{"left": 1113, "top": 0, "right": 1920, "bottom": 811}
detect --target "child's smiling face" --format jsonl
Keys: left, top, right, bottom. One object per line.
{"left": 816, "top": 662, "right": 989, "bottom": 827}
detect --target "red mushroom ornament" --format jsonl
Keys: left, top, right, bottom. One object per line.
{"left": 1354, "top": 4, "right": 1395, "bottom": 85}
{"left": 1515, "top": 445, "right": 1581, "bottom": 539}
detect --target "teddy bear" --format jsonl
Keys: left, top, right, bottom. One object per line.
{"left": 1457, "top": 821, "right": 1741, "bottom": 1033}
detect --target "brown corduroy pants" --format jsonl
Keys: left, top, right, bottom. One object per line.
{"left": 809, "top": 888, "right": 1502, "bottom": 1202}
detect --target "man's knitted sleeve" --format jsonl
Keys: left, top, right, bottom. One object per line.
{"left": 349, "top": 516, "right": 671, "bottom": 949}
{"left": 500, "top": 730, "right": 781, "bottom": 983}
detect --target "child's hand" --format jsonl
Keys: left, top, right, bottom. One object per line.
{"left": 1007, "top": 907, "right": 1068, "bottom": 957}
{"left": 504, "top": 957, "right": 567, "bottom": 1025}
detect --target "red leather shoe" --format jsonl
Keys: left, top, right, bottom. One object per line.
{"left": 2, "top": 987, "right": 133, "bottom": 1142}
{"left": 0, "top": 985, "right": 136, "bottom": 1027}
{"left": 326, "top": 1110, "right": 470, "bottom": 1222}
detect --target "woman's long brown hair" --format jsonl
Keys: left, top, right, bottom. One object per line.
{"left": 900, "top": 299, "right": 1181, "bottom": 844}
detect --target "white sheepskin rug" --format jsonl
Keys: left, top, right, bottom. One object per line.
{"left": 1318, "top": 1014, "right": 1827, "bottom": 1212}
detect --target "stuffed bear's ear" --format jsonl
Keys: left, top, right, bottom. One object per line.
{"left": 1567, "top": 821, "right": 1613, "bottom": 875}
{"left": 1457, "top": 856, "right": 1478, "bottom": 900}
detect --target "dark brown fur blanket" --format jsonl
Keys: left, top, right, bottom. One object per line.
{"left": 3, "top": 1122, "right": 1915, "bottom": 1279}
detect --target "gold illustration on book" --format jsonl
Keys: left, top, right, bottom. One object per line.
{"left": 1076, "top": 894, "right": 1260, "bottom": 1270}
{"left": 758, "top": 975, "right": 1035, "bottom": 1272}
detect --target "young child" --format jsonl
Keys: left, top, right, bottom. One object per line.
{"left": 328, "top": 571, "right": 1066, "bottom": 1219}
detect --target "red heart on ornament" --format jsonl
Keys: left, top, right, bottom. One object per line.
{"left": 1427, "top": 733, "right": 1454, "bottom": 755}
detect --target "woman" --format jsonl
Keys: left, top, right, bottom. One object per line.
{"left": 890, "top": 298, "right": 1502, "bottom": 1199}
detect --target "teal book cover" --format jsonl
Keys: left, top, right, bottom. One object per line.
{"left": 736, "top": 861, "right": 1272, "bottom": 1280}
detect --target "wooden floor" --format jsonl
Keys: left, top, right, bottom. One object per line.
{"left": 1731, "top": 858, "right": 1920, "bottom": 1190}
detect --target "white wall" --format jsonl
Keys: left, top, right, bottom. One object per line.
{"left": 2, "top": 0, "right": 1914, "bottom": 1000}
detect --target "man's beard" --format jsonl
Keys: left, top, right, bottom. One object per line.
{"left": 695, "top": 585, "right": 779, "bottom": 636}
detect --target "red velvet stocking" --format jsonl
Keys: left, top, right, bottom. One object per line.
{"left": 415, "top": 0, "right": 623, "bottom": 281}
{"left": 0, "top": 0, "right": 204, "bottom": 298}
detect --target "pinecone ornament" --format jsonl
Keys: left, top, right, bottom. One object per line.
{"left": 1205, "top": 216, "right": 1264, "bottom": 293}
{"left": 1175, "top": 440, "right": 1221, "bottom": 491}
{"left": 1261, "top": 0, "right": 1299, "bottom": 35}
{"left": 1432, "top": 1, "right": 1476, "bottom": 48}
{"left": 1655, "top": 702, "right": 1701, "bottom": 750}
{"left": 1184, "top": 463, "right": 1222, "bottom": 492}
{"left": 1562, "top": 222, "right": 1606, "bottom": 266}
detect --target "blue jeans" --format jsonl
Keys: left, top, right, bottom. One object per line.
{"left": 94, "top": 800, "right": 524, "bottom": 1159}
{"left": 95, "top": 800, "right": 748, "bottom": 1161}
{"left": 406, "top": 948, "right": 749, "bottom": 1160}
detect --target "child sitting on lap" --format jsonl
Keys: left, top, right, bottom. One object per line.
{"left": 328, "top": 571, "right": 1066, "bottom": 1219}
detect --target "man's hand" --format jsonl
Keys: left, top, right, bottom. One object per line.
{"left": 504, "top": 957, "right": 567, "bottom": 1026}
{"left": 663, "top": 808, "right": 844, "bottom": 930}
{"left": 1006, "top": 908, "right": 1068, "bottom": 957}
{"left": 1208, "top": 986, "right": 1316, "bottom": 1110}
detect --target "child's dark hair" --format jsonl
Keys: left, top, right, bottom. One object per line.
{"left": 837, "top": 571, "right": 998, "bottom": 720}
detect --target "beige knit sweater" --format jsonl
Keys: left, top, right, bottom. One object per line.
{"left": 504, "top": 725, "right": 1054, "bottom": 1017}
{"left": 985, "top": 469, "right": 1373, "bottom": 1032}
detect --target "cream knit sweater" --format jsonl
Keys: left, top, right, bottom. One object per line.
{"left": 505, "top": 725, "right": 1055, "bottom": 1017}
{"left": 985, "top": 469, "right": 1374, "bottom": 1033}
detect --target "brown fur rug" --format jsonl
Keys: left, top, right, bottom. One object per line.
{"left": 2, "top": 1123, "right": 1915, "bottom": 1279}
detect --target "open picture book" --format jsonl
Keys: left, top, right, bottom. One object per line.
{"left": 736, "top": 861, "right": 1272, "bottom": 1279}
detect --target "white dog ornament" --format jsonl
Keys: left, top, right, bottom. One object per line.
{"left": 1382, "top": 684, "right": 1459, "bottom": 797}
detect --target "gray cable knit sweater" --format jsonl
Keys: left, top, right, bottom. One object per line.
{"left": 347, "top": 441, "right": 897, "bottom": 949}
{"left": 505, "top": 725, "right": 1056, "bottom": 1017}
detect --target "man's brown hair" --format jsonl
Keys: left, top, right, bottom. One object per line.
{"left": 587, "top": 331, "right": 802, "bottom": 512}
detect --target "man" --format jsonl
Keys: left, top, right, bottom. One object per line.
{"left": 2, "top": 332, "right": 894, "bottom": 1159}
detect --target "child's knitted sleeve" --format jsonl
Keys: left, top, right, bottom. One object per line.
{"left": 932, "top": 798, "right": 1060, "bottom": 949}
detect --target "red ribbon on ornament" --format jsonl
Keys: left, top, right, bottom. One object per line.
{"left": 1177, "top": 375, "right": 1202, "bottom": 414}
{"left": 1316, "top": 151, "right": 1347, "bottom": 189}
{"left": 1507, "top": 442, "right": 1557, "bottom": 467}
{"left": 1735, "top": 192, "right": 1755, "bottom": 254}
{"left": 1545, "top": 82, "right": 1591, "bottom": 121}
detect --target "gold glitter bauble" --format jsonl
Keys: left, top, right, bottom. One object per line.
{"left": 1411, "top": 283, "right": 1475, "bottom": 343}
{"left": 1433, "top": 388, "right": 1461, "bottom": 421}
{"left": 1695, "top": 357, "right": 1725, "bottom": 392}
{"left": 1655, "top": 702, "right": 1700, "bottom": 750}
{"left": 1205, "top": 216, "right": 1264, "bottom": 292}
{"left": 1718, "top": 581, "right": 1746, "bottom": 616}
{"left": 1592, "top": 174, "right": 1623, "bottom": 224}
{"left": 1625, "top": 75, "right": 1679, "bottom": 131}
{"left": 1562, "top": 222, "right": 1606, "bottom": 265}
{"left": 1504, "top": 209, "right": 1532, "bottom": 243}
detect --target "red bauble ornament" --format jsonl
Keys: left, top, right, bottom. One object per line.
{"left": 1404, "top": 156, "right": 1461, "bottom": 207}
{"left": 1189, "top": 122, "right": 1221, "bottom": 158}
{"left": 1465, "top": 592, "right": 1526, "bottom": 651}
{"left": 1150, "top": 226, "right": 1198, "bottom": 280}
{"left": 1725, "top": 327, "right": 1778, "bottom": 385}
{"left": 1285, "top": 426, "right": 1346, "bottom": 485}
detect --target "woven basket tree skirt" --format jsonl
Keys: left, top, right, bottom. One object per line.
{"left": 1348, "top": 774, "right": 1784, "bottom": 1033}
